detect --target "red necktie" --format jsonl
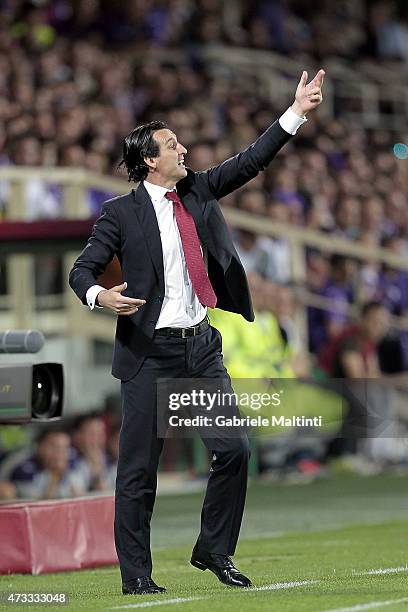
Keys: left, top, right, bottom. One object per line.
{"left": 165, "top": 191, "right": 217, "bottom": 308}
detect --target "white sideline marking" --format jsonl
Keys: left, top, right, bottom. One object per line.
{"left": 112, "top": 597, "right": 204, "bottom": 609}
{"left": 250, "top": 580, "right": 318, "bottom": 591}
{"left": 354, "top": 566, "right": 408, "bottom": 576}
{"left": 323, "top": 597, "right": 408, "bottom": 612}
{"left": 112, "top": 579, "right": 317, "bottom": 608}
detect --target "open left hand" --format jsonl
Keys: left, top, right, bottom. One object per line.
{"left": 292, "top": 69, "right": 325, "bottom": 117}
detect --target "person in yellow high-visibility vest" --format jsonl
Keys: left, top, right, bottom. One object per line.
{"left": 209, "top": 274, "right": 295, "bottom": 379}
{"left": 209, "top": 274, "right": 344, "bottom": 440}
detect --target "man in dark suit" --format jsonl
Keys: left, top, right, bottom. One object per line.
{"left": 69, "top": 69, "right": 324, "bottom": 595}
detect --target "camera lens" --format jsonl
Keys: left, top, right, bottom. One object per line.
{"left": 31, "top": 364, "right": 61, "bottom": 419}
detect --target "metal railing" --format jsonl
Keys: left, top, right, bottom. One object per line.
{"left": 0, "top": 167, "right": 406, "bottom": 349}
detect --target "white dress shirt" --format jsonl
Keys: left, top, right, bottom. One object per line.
{"left": 86, "top": 182, "right": 207, "bottom": 328}
{"left": 86, "top": 106, "right": 307, "bottom": 326}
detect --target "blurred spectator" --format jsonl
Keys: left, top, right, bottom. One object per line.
{"left": 319, "top": 301, "right": 404, "bottom": 460}
{"left": 234, "top": 229, "right": 275, "bottom": 279}
{"left": 334, "top": 196, "right": 361, "bottom": 240}
{"left": 237, "top": 188, "right": 267, "bottom": 216}
{"left": 372, "top": 0, "right": 408, "bottom": 62}
{"left": 320, "top": 301, "right": 390, "bottom": 377}
{"left": 71, "top": 413, "right": 110, "bottom": 492}
{"left": 308, "top": 254, "right": 356, "bottom": 354}
{"left": 376, "top": 237, "right": 408, "bottom": 317}
{"left": 10, "top": 428, "right": 86, "bottom": 500}
{"left": 5, "top": 134, "right": 61, "bottom": 220}
{"left": 261, "top": 200, "right": 292, "bottom": 283}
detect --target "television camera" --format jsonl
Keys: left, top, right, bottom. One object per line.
{"left": 0, "top": 330, "right": 63, "bottom": 424}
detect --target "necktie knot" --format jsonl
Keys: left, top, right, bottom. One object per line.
{"left": 165, "top": 191, "right": 180, "bottom": 205}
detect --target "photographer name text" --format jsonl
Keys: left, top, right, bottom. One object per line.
{"left": 168, "top": 415, "right": 323, "bottom": 428}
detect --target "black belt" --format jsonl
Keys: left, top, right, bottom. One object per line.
{"left": 154, "top": 317, "right": 209, "bottom": 338}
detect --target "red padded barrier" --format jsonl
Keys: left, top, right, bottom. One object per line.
{"left": 0, "top": 495, "right": 118, "bottom": 575}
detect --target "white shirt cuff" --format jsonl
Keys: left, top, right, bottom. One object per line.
{"left": 86, "top": 285, "right": 106, "bottom": 310}
{"left": 279, "top": 106, "right": 307, "bottom": 135}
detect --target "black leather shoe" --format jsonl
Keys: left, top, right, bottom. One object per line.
{"left": 122, "top": 576, "right": 166, "bottom": 595}
{"left": 190, "top": 548, "right": 252, "bottom": 588}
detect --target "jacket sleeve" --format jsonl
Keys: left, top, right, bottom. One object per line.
{"left": 196, "top": 120, "right": 292, "bottom": 200}
{"left": 69, "top": 203, "right": 121, "bottom": 305}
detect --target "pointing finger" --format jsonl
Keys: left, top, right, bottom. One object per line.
{"left": 299, "top": 70, "right": 308, "bottom": 88}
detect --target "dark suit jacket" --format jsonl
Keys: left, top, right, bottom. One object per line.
{"left": 69, "top": 120, "right": 292, "bottom": 380}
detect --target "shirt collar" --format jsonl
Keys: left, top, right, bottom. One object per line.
{"left": 143, "top": 180, "right": 176, "bottom": 204}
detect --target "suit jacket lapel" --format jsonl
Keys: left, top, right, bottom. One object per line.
{"left": 131, "top": 178, "right": 213, "bottom": 287}
{"left": 131, "top": 183, "right": 164, "bottom": 287}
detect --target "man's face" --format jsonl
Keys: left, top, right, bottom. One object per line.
{"left": 38, "top": 433, "right": 70, "bottom": 472}
{"left": 75, "top": 418, "right": 106, "bottom": 453}
{"left": 147, "top": 129, "right": 187, "bottom": 184}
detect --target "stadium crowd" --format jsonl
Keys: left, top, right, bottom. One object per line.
{"left": 0, "top": 1, "right": 406, "bottom": 353}
{"left": 0, "top": 413, "right": 120, "bottom": 501}
{"left": 0, "top": 1, "right": 407, "bottom": 498}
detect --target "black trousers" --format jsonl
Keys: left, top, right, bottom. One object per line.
{"left": 114, "top": 324, "right": 250, "bottom": 584}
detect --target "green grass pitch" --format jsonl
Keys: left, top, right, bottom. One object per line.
{"left": 1, "top": 475, "right": 408, "bottom": 611}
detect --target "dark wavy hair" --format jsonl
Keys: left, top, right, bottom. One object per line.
{"left": 118, "top": 120, "right": 168, "bottom": 182}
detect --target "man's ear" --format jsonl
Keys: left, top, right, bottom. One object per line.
{"left": 144, "top": 157, "right": 157, "bottom": 172}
